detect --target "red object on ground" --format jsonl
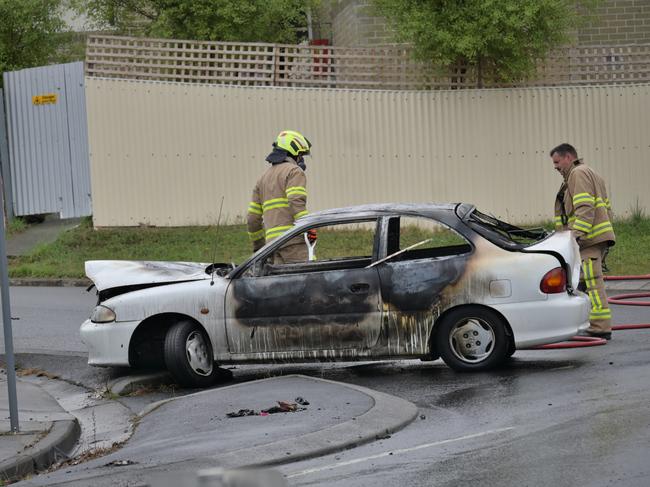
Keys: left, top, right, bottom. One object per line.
{"left": 531, "top": 274, "right": 650, "bottom": 350}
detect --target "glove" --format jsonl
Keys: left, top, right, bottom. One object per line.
{"left": 307, "top": 229, "right": 317, "bottom": 243}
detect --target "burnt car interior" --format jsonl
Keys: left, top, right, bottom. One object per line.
{"left": 465, "top": 209, "right": 548, "bottom": 248}
{"left": 258, "top": 215, "right": 473, "bottom": 277}
{"left": 385, "top": 216, "right": 472, "bottom": 261}
{"left": 261, "top": 219, "right": 379, "bottom": 276}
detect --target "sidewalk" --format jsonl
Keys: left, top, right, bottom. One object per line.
{"left": 0, "top": 374, "right": 80, "bottom": 481}
{"left": 6, "top": 216, "right": 81, "bottom": 258}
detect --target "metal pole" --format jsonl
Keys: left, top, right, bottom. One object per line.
{"left": 0, "top": 184, "right": 19, "bottom": 432}
{"left": 0, "top": 88, "right": 14, "bottom": 221}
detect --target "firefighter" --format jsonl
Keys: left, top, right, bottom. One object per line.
{"left": 550, "top": 143, "right": 615, "bottom": 340}
{"left": 247, "top": 130, "right": 314, "bottom": 264}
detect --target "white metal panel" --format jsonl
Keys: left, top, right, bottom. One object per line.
{"left": 3, "top": 62, "right": 91, "bottom": 218}
{"left": 85, "top": 78, "right": 650, "bottom": 227}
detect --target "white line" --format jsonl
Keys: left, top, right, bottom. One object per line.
{"left": 286, "top": 427, "right": 515, "bottom": 479}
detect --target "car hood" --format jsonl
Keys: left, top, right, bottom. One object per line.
{"left": 524, "top": 231, "right": 581, "bottom": 290}
{"left": 85, "top": 260, "right": 210, "bottom": 292}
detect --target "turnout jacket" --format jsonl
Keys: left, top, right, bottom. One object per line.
{"left": 247, "top": 158, "right": 308, "bottom": 251}
{"left": 554, "top": 160, "right": 615, "bottom": 249}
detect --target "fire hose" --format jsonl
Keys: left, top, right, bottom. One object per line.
{"left": 534, "top": 274, "right": 650, "bottom": 349}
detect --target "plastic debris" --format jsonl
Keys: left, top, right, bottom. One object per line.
{"left": 104, "top": 459, "right": 137, "bottom": 467}
{"left": 226, "top": 409, "right": 257, "bottom": 418}
{"left": 226, "top": 400, "right": 308, "bottom": 418}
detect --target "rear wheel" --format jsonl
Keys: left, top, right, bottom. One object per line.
{"left": 164, "top": 320, "right": 218, "bottom": 388}
{"left": 436, "top": 306, "right": 509, "bottom": 371}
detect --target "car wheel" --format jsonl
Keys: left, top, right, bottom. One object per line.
{"left": 436, "top": 306, "right": 509, "bottom": 372}
{"left": 164, "top": 320, "right": 217, "bottom": 388}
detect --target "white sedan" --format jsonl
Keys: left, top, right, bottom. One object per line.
{"left": 81, "top": 203, "right": 590, "bottom": 387}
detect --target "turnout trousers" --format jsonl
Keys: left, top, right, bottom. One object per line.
{"left": 579, "top": 242, "right": 612, "bottom": 334}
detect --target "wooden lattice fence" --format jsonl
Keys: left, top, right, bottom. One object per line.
{"left": 85, "top": 35, "right": 650, "bottom": 89}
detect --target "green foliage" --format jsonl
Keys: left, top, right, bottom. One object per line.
{"left": 606, "top": 216, "right": 650, "bottom": 276}
{"left": 8, "top": 214, "right": 650, "bottom": 279}
{"left": 0, "top": 0, "right": 66, "bottom": 76}
{"left": 6, "top": 217, "right": 28, "bottom": 236}
{"left": 370, "top": 0, "right": 601, "bottom": 86}
{"left": 72, "top": 0, "right": 318, "bottom": 43}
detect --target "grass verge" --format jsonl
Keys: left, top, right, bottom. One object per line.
{"left": 7, "top": 216, "right": 650, "bottom": 278}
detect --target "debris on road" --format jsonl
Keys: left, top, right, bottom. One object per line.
{"left": 104, "top": 459, "right": 138, "bottom": 467}
{"left": 226, "top": 400, "right": 308, "bottom": 418}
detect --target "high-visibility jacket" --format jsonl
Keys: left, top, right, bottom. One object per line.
{"left": 247, "top": 158, "right": 308, "bottom": 250}
{"left": 554, "top": 161, "right": 615, "bottom": 249}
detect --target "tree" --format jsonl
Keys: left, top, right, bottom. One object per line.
{"left": 0, "top": 0, "right": 66, "bottom": 77}
{"left": 370, "top": 0, "right": 601, "bottom": 87}
{"left": 73, "top": 0, "right": 318, "bottom": 43}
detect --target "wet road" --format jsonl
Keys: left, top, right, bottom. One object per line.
{"left": 274, "top": 321, "right": 650, "bottom": 486}
{"left": 2, "top": 287, "right": 649, "bottom": 486}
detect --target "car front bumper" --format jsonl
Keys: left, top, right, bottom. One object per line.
{"left": 493, "top": 292, "right": 591, "bottom": 349}
{"left": 80, "top": 319, "right": 141, "bottom": 367}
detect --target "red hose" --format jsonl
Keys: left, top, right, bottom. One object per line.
{"left": 531, "top": 274, "right": 650, "bottom": 350}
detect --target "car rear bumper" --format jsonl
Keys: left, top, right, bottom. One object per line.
{"left": 493, "top": 292, "right": 591, "bottom": 348}
{"left": 80, "top": 319, "right": 141, "bottom": 367}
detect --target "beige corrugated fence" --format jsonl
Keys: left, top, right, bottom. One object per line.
{"left": 85, "top": 78, "right": 650, "bottom": 227}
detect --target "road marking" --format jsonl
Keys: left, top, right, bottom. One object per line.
{"left": 286, "top": 426, "right": 515, "bottom": 479}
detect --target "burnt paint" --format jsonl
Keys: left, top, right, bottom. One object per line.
{"left": 377, "top": 255, "right": 468, "bottom": 311}
{"left": 226, "top": 266, "right": 383, "bottom": 353}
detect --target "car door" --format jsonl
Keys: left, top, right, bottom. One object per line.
{"left": 375, "top": 215, "right": 473, "bottom": 355}
{"left": 224, "top": 219, "right": 383, "bottom": 356}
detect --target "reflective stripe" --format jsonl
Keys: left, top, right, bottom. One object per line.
{"left": 262, "top": 197, "right": 290, "bottom": 213}
{"left": 572, "top": 218, "right": 592, "bottom": 232}
{"left": 263, "top": 202, "right": 290, "bottom": 212}
{"left": 588, "top": 289, "right": 603, "bottom": 310}
{"left": 573, "top": 193, "right": 595, "bottom": 206}
{"left": 589, "top": 309, "right": 611, "bottom": 319}
{"left": 595, "top": 197, "right": 609, "bottom": 209}
{"left": 248, "top": 202, "right": 263, "bottom": 215}
{"left": 247, "top": 229, "right": 264, "bottom": 241}
{"left": 586, "top": 221, "right": 613, "bottom": 239}
{"left": 294, "top": 210, "right": 309, "bottom": 219}
{"left": 582, "top": 260, "right": 596, "bottom": 290}
{"left": 266, "top": 225, "right": 293, "bottom": 240}
{"left": 286, "top": 186, "right": 307, "bottom": 197}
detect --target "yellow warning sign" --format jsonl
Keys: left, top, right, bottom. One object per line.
{"left": 32, "top": 94, "right": 57, "bottom": 105}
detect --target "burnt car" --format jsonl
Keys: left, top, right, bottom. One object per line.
{"left": 81, "top": 203, "right": 590, "bottom": 387}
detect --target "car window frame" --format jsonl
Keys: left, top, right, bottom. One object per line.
{"left": 228, "top": 216, "right": 383, "bottom": 279}
{"left": 376, "top": 214, "right": 474, "bottom": 265}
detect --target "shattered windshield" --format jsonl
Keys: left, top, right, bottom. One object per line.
{"left": 465, "top": 209, "right": 549, "bottom": 248}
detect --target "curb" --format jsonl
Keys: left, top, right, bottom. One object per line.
{"left": 108, "top": 371, "right": 172, "bottom": 396}
{"left": 0, "top": 419, "right": 80, "bottom": 482}
{"left": 139, "top": 374, "right": 419, "bottom": 469}
{"left": 9, "top": 278, "right": 92, "bottom": 287}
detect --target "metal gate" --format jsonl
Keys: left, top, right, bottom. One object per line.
{"left": 2, "top": 62, "right": 91, "bottom": 218}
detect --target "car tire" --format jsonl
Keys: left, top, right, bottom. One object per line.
{"left": 164, "top": 320, "right": 218, "bottom": 388}
{"left": 436, "top": 306, "right": 509, "bottom": 372}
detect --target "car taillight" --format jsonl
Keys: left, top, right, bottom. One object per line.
{"left": 540, "top": 267, "right": 567, "bottom": 294}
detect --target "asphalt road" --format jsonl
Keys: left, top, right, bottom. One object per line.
{"left": 3, "top": 286, "right": 95, "bottom": 355}
{"left": 2, "top": 286, "right": 650, "bottom": 486}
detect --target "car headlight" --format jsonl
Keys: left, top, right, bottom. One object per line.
{"left": 91, "top": 305, "right": 116, "bottom": 323}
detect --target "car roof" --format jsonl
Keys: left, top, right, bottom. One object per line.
{"left": 298, "top": 203, "right": 468, "bottom": 224}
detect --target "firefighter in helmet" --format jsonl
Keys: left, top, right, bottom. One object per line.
{"left": 247, "top": 130, "right": 314, "bottom": 263}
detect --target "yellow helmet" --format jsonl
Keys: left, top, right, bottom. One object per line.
{"left": 274, "top": 130, "right": 312, "bottom": 157}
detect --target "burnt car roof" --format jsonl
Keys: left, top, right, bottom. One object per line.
{"left": 298, "top": 203, "right": 472, "bottom": 224}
